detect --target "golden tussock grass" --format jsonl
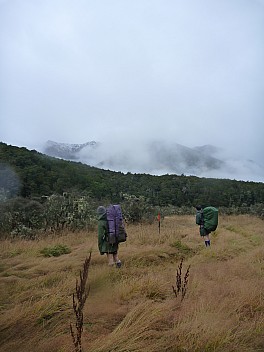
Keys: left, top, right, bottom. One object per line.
{"left": 0, "top": 215, "right": 264, "bottom": 352}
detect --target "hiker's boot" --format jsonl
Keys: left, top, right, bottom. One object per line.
{"left": 116, "top": 260, "right": 122, "bottom": 268}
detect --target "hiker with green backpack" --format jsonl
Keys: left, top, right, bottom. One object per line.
{"left": 195, "top": 205, "right": 218, "bottom": 247}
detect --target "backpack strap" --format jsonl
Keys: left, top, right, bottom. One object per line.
{"left": 200, "top": 210, "right": 204, "bottom": 226}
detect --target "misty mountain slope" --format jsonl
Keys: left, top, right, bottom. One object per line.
{"left": 43, "top": 140, "right": 225, "bottom": 175}
{"left": 44, "top": 140, "right": 97, "bottom": 160}
{"left": 193, "top": 144, "right": 220, "bottom": 155}
{"left": 148, "top": 142, "right": 223, "bottom": 174}
{"left": 42, "top": 140, "right": 264, "bottom": 182}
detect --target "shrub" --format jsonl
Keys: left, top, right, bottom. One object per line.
{"left": 40, "top": 244, "right": 71, "bottom": 257}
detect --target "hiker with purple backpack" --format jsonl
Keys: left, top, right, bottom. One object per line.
{"left": 97, "top": 205, "right": 125, "bottom": 268}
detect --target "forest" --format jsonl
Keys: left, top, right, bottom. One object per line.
{"left": 0, "top": 142, "right": 264, "bottom": 237}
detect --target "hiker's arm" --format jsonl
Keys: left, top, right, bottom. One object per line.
{"left": 196, "top": 212, "right": 202, "bottom": 225}
{"left": 98, "top": 221, "right": 107, "bottom": 252}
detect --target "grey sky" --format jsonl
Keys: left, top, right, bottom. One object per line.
{"left": 1, "top": 0, "right": 264, "bottom": 171}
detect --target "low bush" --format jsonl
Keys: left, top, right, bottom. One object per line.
{"left": 40, "top": 244, "right": 71, "bottom": 257}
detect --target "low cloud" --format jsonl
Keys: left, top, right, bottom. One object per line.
{"left": 1, "top": 0, "right": 263, "bottom": 181}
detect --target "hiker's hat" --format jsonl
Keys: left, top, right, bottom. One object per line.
{"left": 97, "top": 206, "right": 106, "bottom": 215}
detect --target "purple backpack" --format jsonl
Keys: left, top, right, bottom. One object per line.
{"left": 106, "top": 204, "right": 127, "bottom": 244}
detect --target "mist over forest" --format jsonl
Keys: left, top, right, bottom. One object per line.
{"left": 42, "top": 139, "right": 264, "bottom": 183}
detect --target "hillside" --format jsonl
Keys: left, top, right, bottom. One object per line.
{"left": 0, "top": 215, "right": 264, "bottom": 352}
{"left": 1, "top": 142, "right": 264, "bottom": 209}
{"left": 41, "top": 140, "right": 264, "bottom": 182}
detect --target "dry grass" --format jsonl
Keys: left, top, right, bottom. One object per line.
{"left": 0, "top": 215, "right": 264, "bottom": 352}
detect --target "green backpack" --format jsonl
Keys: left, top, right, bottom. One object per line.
{"left": 202, "top": 207, "right": 218, "bottom": 232}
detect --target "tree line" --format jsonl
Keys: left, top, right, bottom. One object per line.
{"left": 0, "top": 142, "right": 264, "bottom": 237}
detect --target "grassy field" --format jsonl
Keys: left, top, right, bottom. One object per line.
{"left": 0, "top": 215, "right": 264, "bottom": 352}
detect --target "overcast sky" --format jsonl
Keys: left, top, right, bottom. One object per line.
{"left": 1, "top": 0, "right": 264, "bottom": 168}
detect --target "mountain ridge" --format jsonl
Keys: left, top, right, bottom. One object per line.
{"left": 41, "top": 140, "right": 264, "bottom": 182}
{"left": 44, "top": 140, "right": 97, "bottom": 160}
{"left": 42, "top": 140, "right": 223, "bottom": 174}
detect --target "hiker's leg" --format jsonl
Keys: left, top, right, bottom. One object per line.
{"left": 200, "top": 226, "right": 209, "bottom": 247}
{"left": 113, "top": 253, "right": 119, "bottom": 262}
{"left": 113, "top": 253, "right": 122, "bottom": 268}
{"left": 204, "top": 232, "right": 211, "bottom": 247}
{"left": 107, "top": 253, "right": 115, "bottom": 265}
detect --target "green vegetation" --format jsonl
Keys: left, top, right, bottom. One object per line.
{"left": 40, "top": 244, "right": 71, "bottom": 257}
{"left": 170, "top": 240, "right": 195, "bottom": 257}
{"left": 0, "top": 142, "right": 264, "bottom": 238}
{"left": 1, "top": 142, "right": 264, "bottom": 207}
